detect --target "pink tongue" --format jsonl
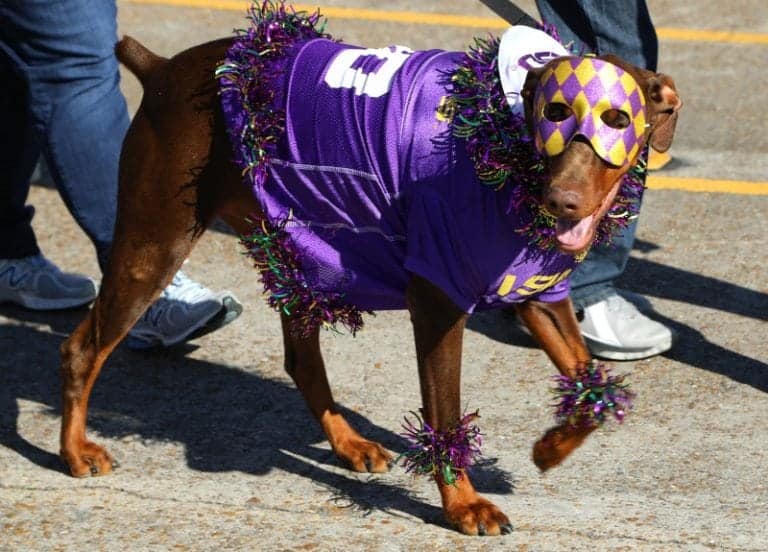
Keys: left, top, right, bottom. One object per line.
{"left": 556, "top": 215, "right": 594, "bottom": 248}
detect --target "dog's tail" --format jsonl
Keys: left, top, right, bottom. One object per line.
{"left": 115, "top": 35, "right": 166, "bottom": 85}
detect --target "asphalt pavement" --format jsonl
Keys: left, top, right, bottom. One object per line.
{"left": 1, "top": 1, "right": 766, "bottom": 550}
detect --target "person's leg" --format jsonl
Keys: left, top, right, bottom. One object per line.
{"left": 2, "top": 0, "right": 128, "bottom": 270}
{"left": 0, "top": 49, "right": 42, "bottom": 259}
{"left": 535, "top": 0, "right": 657, "bottom": 70}
{"left": 0, "top": 1, "right": 242, "bottom": 337}
{"left": 566, "top": 0, "right": 656, "bottom": 302}
{"left": 0, "top": 4, "right": 99, "bottom": 309}
{"left": 535, "top": 0, "right": 654, "bottom": 303}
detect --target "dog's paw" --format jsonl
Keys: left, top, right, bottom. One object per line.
{"left": 532, "top": 423, "right": 595, "bottom": 471}
{"left": 61, "top": 440, "right": 117, "bottom": 478}
{"left": 445, "top": 497, "right": 513, "bottom": 536}
{"left": 334, "top": 438, "right": 392, "bottom": 473}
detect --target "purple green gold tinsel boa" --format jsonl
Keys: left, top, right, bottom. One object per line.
{"left": 218, "top": 2, "right": 366, "bottom": 337}
{"left": 399, "top": 411, "right": 483, "bottom": 485}
{"left": 551, "top": 362, "right": 635, "bottom": 428}
{"left": 449, "top": 35, "right": 647, "bottom": 250}
{"left": 217, "top": 1, "right": 330, "bottom": 185}
{"left": 239, "top": 218, "right": 366, "bottom": 337}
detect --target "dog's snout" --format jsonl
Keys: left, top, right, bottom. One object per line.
{"left": 544, "top": 187, "right": 582, "bottom": 218}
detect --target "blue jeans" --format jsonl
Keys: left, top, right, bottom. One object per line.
{"left": 535, "top": 0, "right": 657, "bottom": 310}
{"left": 0, "top": 0, "right": 130, "bottom": 271}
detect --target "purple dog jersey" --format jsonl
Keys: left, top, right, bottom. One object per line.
{"left": 240, "top": 38, "right": 579, "bottom": 313}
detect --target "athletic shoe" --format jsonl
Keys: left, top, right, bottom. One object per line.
{"left": 579, "top": 292, "right": 673, "bottom": 360}
{"left": 0, "top": 254, "right": 97, "bottom": 310}
{"left": 126, "top": 271, "right": 242, "bottom": 350}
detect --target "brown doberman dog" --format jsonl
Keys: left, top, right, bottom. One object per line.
{"left": 58, "top": 24, "right": 680, "bottom": 536}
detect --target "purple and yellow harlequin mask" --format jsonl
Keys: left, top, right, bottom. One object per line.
{"left": 533, "top": 57, "right": 648, "bottom": 166}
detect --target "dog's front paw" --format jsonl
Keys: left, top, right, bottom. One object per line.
{"left": 532, "top": 423, "right": 596, "bottom": 471}
{"left": 60, "top": 440, "right": 118, "bottom": 478}
{"left": 439, "top": 477, "right": 513, "bottom": 536}
{"left": 444, "top": 496, "right": 513, "bottom": 536}
{"left": 333, "top": 437, "right": 392, "bottom": 473}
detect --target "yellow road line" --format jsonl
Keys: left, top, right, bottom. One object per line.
{"left": 656, "top": 28, "right": 768, "bottom": 45}
{"left": 646, "top": 176, "right": 767, "bottom": 195}
{"left": 126, "top": 0, "right": 768, "bottom": 45}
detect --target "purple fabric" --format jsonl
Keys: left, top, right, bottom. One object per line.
{"left": 226, "top": 38, "right": 580, "bottom": 313}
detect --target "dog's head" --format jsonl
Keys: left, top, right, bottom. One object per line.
{"left": 520, "top": 55, "right": 682, "bottom": 254}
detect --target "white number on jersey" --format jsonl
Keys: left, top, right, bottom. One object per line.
{"left": 323, "top": 45, "right": 413, "bottom": 98}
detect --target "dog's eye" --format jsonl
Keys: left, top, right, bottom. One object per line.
{"left": 542, "top": 103, "right": 572, "bottom": 122}
{"left": 601, "top": 109, "right": 631, "bottom": 129}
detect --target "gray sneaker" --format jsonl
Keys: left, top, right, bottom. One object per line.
{"left": 579, "top": 292, "right": 674, "bottom": 360}
{"left": 0, "top": 254, "right": 97, "bottom": 310}
{"left": 126, "top": 271, "right": 242, "bottom": 350}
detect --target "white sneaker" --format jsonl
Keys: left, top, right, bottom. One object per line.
{"left": 579, "top": 292, "right": 674, "bottom": 360}
{"left": 0, "top": 254, "right": 97, "bottom": 310}
{"left": 126, "top": 271, "right": 242, "bottom": 350}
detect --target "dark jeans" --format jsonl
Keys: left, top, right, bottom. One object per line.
{"left": 0, "top": 0, "right": 130, "bottom": 271}
{"left": 535, "top": 0, "right": 658, "bottom": 310}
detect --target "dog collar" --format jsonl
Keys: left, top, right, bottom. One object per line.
{"left": 533, "top": 57, "right": 647, "bottom": 167}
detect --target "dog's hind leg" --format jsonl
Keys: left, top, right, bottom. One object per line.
{"left": 281, "top": 315, "right": 392, "bottom": 473}
{"left": 59, "top": 38, "right": 245, "bottom": 476}
{"left": 58, "top": 102, "right": 217, "bottom": 475}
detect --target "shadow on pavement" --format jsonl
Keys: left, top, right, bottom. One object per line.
{"left": 625, "top": 240, "right": 767, "bottom": 323}
{"left": 618, "top": 254, "right": 768, "bottom": 392}
{"left": 0, "top": 305, "right": 514, "bottom": 526}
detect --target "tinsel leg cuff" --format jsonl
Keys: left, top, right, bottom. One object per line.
{"left": 399, "top": 410, "right": 483, "bottom": 486}
{"left": 551, "top": 361, "right": 635, "bottom": 428}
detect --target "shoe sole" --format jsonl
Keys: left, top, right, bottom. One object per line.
{"left": 126, "top": 295, "right": 243, "bottom": 350}
{"left": 585, "top": 335, "right": 673, "bottom": 361}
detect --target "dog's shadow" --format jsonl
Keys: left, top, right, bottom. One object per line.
{"left": 0, "top": 306, "right": 515, "bottom": 527}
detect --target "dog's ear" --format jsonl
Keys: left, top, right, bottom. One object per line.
{"left": 646, "top": 74, "right": 682, "bottom": 153}
{"left": 601, "top": 55, "right": 683, "bottom": 153}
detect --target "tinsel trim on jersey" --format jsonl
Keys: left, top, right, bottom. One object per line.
{"left": 218, "top": 1, "right": 366, "bottom": 337}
